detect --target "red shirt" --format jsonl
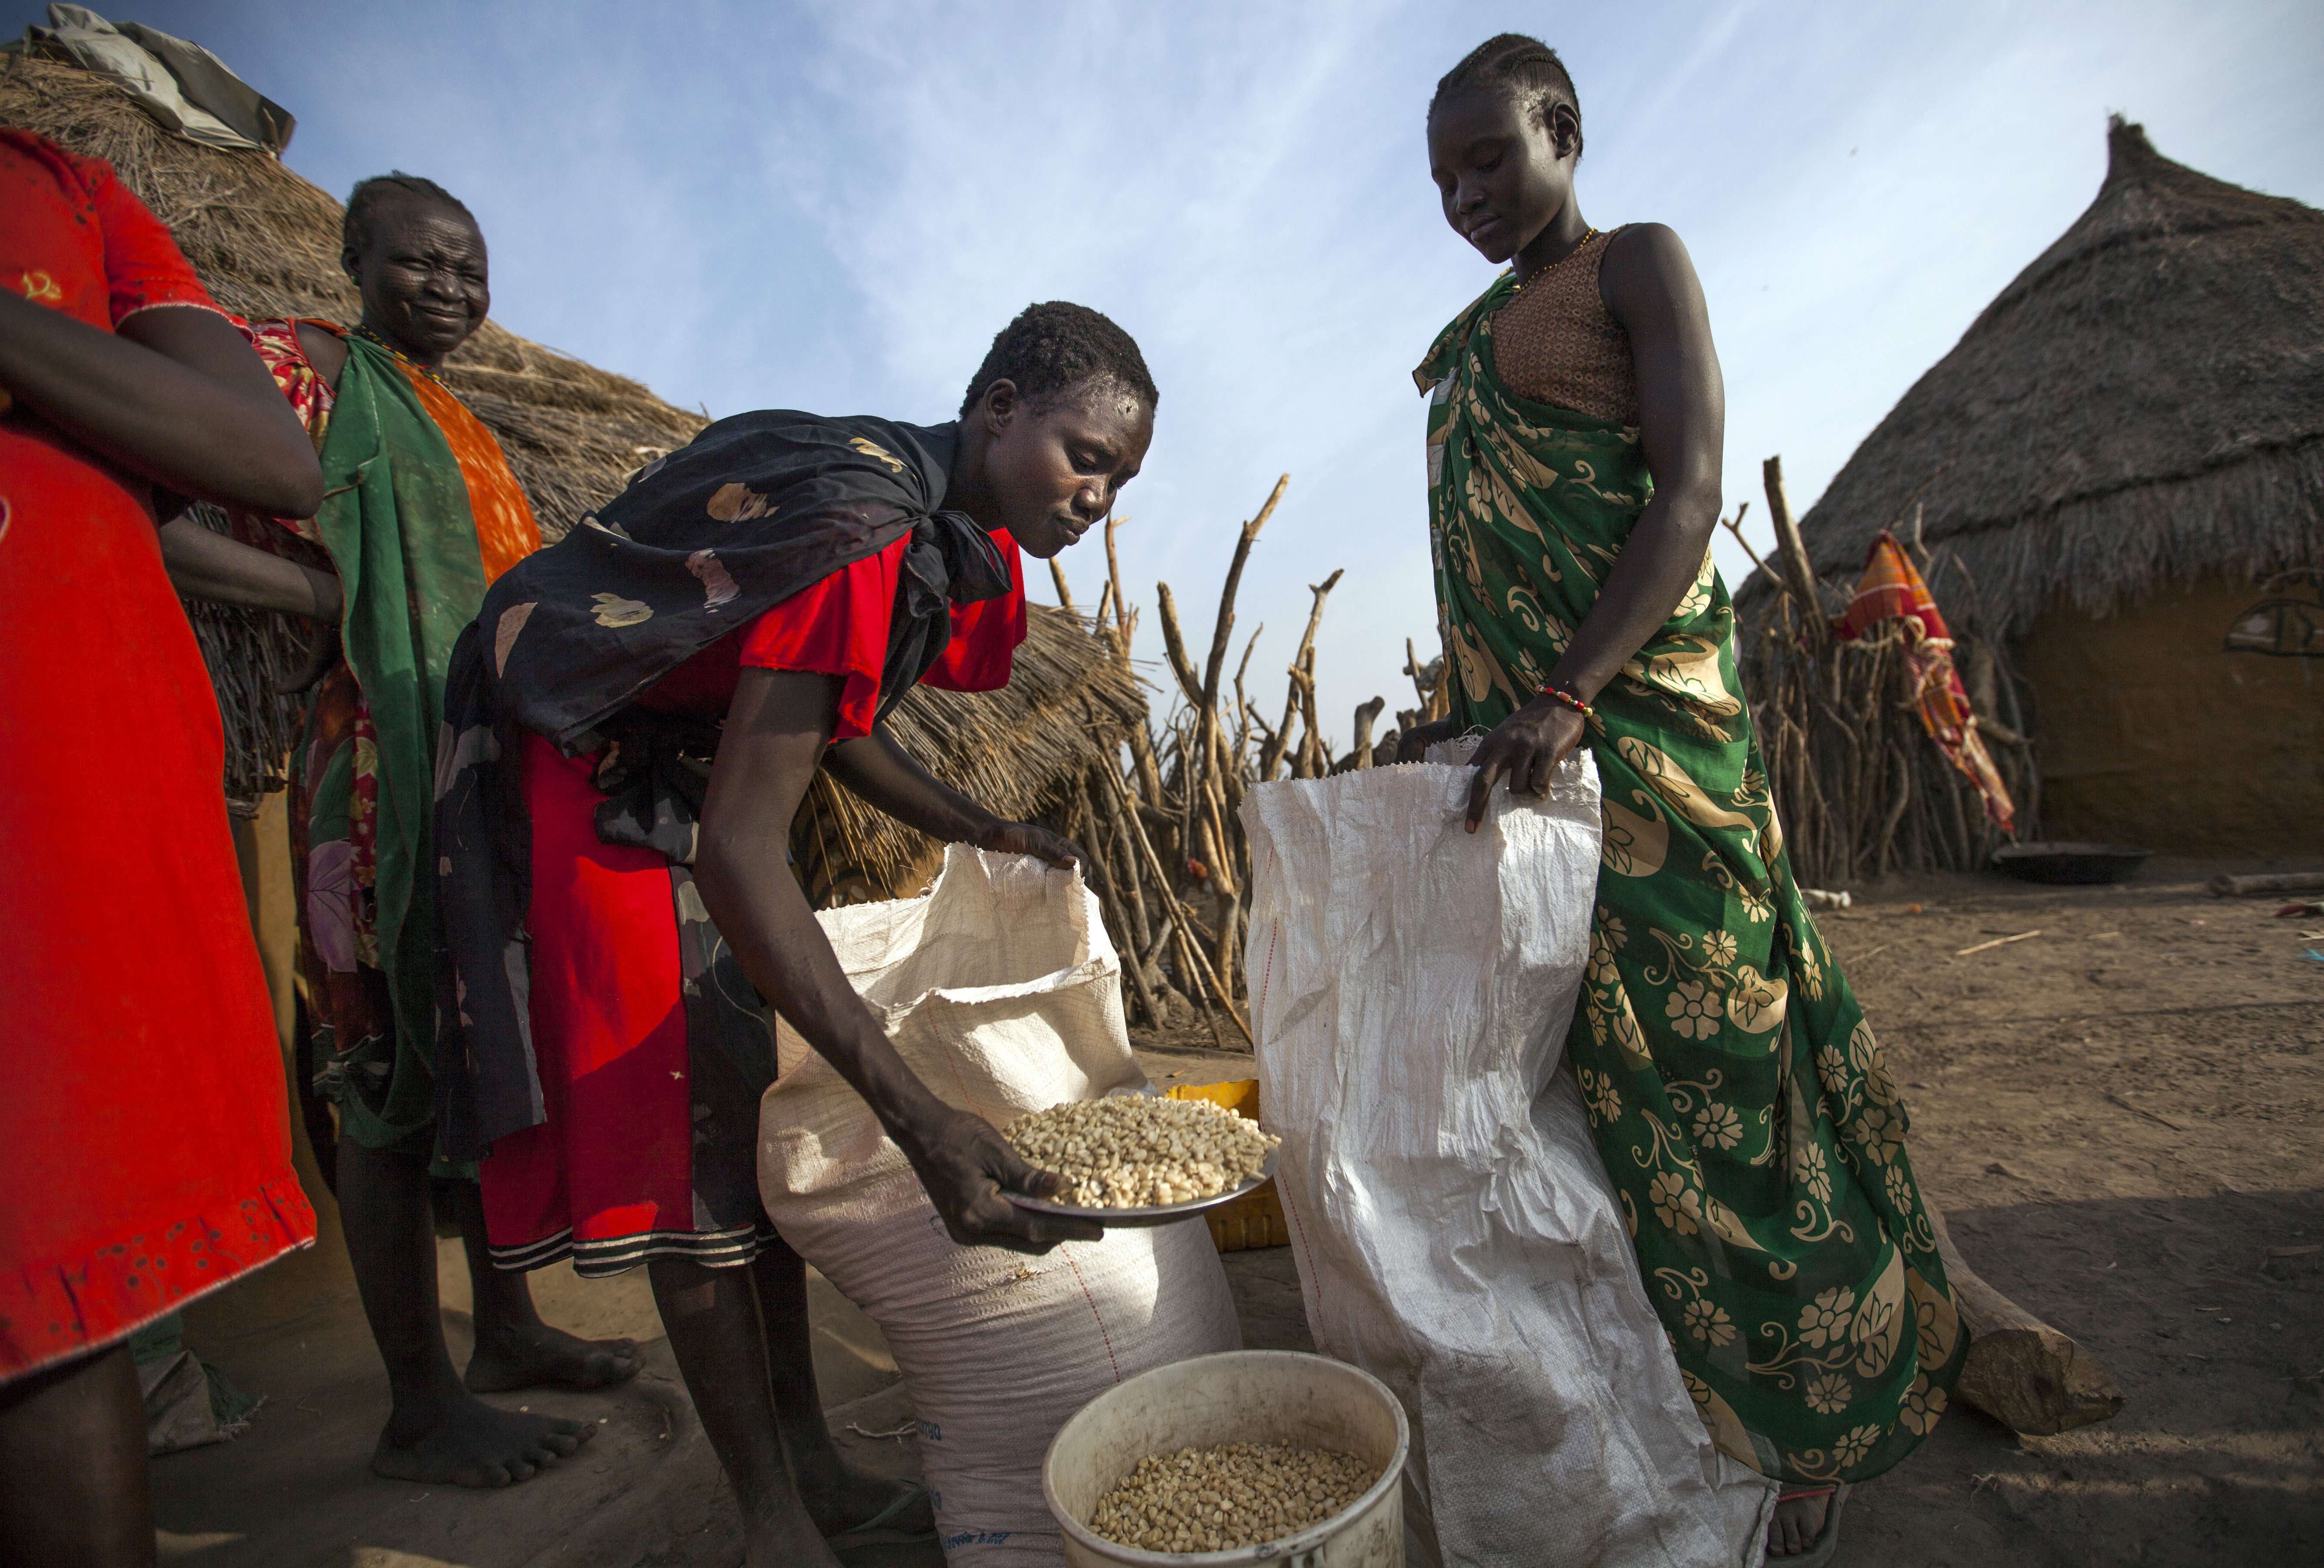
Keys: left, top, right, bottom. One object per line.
{"left": 642, "top": 529, "right": 1027, "bottom": 736}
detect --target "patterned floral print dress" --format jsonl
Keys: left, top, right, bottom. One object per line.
{"left": 1416, "top": 265, "right": 1966, "bottom": 1485}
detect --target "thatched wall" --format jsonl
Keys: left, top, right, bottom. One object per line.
{"left": 1736, "top": 119, "right": 2324, "bottom": 642}
{"left": 3, "top": 54, "right": 1138, "bottom": 886}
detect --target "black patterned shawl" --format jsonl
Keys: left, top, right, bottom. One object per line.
{"left": 432, "top": 411, "right": 1010, "bottom": 1162}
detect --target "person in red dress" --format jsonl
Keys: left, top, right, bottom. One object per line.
{"left": 0, "top": 130, "right": 324, "bottom": 1566}
{"left": 435, "top": 302, "right": 1156, "bottom": 1565}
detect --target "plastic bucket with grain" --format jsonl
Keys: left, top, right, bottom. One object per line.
{"left": 1043, "top": 1350, "right": 1408, "bottom": 1567}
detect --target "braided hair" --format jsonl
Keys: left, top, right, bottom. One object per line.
{"left": 1429, "top": 33, "right": 1583, "bottom": 159}
{"left": 960, "top": 301, "right": 1157, "bottom": 419}
{"left": 343, "top": 171, "right": 478, "bottom": 255}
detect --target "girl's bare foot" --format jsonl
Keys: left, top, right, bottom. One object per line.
{"left": 465, "top": 1321, "right": 641, "bottom": 1393}
{"left": 1767, "top": 1486, "right": 1836, "bottom": 1558}
{"left": 371, "top": 1392, "right": 593, "bottom": 1487}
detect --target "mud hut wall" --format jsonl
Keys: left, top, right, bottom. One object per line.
{"left": 2021, "top": 577, "right": 2324, "bottom": 853}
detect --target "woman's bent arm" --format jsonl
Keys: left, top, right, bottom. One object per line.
{"left": 158, "top": 518, "right": 342, "bottom": 619}
{"left": 824, "top": 727, "right": 1083, "bottom": 871}
{"left": 695, "top": 669, "right": 1095, "bottom": 1253}
{"left": 1548, "top": 222, "right": 1725, "bottom": 698}
{"left": 0, "top": 294, "right": 323, "bottom": 518}
{"left": 1459, "top": 222, "right": 1726, "bottom": 827}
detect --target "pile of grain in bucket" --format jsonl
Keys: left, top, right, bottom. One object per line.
{"left": 1086, "top": 1441, "right": 1380, "bottom": 1552}
{"left": 1005, "top": 1096, "right": 1278, "bottom": 1209}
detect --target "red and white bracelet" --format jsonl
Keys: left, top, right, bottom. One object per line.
{"left": 1538, "top": 680, "right": 1596, "bottom": 721}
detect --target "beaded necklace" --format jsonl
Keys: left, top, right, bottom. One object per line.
{"left": 1506, "top": 226, "right": 1599, "bottom": 299}
{"left": 352, "top": 323, "right": 446, "bottom": 384}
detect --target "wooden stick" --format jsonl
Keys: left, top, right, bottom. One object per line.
{"left": 1154, "top": 583, "right": 1206, "bottom": 710}
{"left": 1350, "top": 695, "right": 1386, "bottom": 771}
{"left": 1719, "top": 500, "right": 1767, "bottom": 575}
{"left": 1080, "top": 774, "right": 1160, "bottom": 1025}
{"left": 1763, "top": 455, "right": 1825, "bottom": 636}
{"left": 1048, "top": 557, "right": 1078, "bottom": 616}
{"left": 1098, "top": 762, "right": 1253, "bottom": 1044}
{"left": 1103, "top": 514, "right": 1136, "bottom": 641}
{"left": 1956, "top": 929, "right": 2039, "bottom": 957}
{"left": 1259, "top": 571, "right": 1344, "bottom": 781}
{"left": 1185, "top": 475, "right": 1284, "bottom": 912}
{"left": 1927, "top": 1205, "right": 2124, "bottom": 1436}
{"left": 2208, "top": 871, "right": 2324, "bottom": 898}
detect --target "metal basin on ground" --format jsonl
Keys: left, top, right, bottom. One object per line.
{"left": 1043, "top": 1350, "right": 1408, "bottom": 1568}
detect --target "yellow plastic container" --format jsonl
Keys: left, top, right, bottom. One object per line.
{"left": 1166, "top": 1081, "right": 1289, "bottom": 1252}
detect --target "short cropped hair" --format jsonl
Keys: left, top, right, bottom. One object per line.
{"left": 343, "top": 171, "right": 477, "bottom": 256}
{"left": 959, "top": 301, "right": 1157, "bottom": 419}
{"left": 1430, "top": 33, "right": 1583, "bottom": 159}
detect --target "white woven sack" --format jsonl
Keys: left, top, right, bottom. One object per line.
{"left": 1240, "top": 756, "right": 1776, "bottom": 1568}
{"left": 759, "top": 846, "right": 1240, "bottom": 1567}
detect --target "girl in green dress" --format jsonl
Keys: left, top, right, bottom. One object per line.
{"left": 1397, "top": 36, "right": 1965, "bottom": 1562}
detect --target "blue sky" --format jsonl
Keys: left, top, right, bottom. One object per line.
{"left": 52, "top": 1, "right": 2324, "bottom": 742}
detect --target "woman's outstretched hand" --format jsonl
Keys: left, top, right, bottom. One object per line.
{"left": 897, "top": 1105, "right": 1104, "bottom": 1254}
{"left": 977, "top": 820, "right": 1085, "bottom": 872}
{"left": 1395, "top": 716, "right": 1462, "bottom": 763}
{"left": 1464, "top": 698, "right": 1587, "bottom": 832}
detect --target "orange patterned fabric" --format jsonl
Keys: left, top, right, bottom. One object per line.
{"left": 399, "top": 366, "right": 540, "bottom": 581}
{"left": 1840, "top": 532, "right": 2015, "bottom": 830}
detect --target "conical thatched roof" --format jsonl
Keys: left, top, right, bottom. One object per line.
{"left": 3, "top": 53, "right": 1140, "bottom": 885}
{"left": 1738, "top": 117, "right": 2324, "bottom": 638}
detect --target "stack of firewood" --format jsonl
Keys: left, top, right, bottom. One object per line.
{"left": 1043, "top": 476, "right": 1449, "bottom": 1045}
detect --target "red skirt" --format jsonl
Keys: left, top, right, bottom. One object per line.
{"left": 0, "top": 432, "right": 317, "bottom": 1380}
{"left": 478, "top": 735, "right": 774, "bottom": 1276}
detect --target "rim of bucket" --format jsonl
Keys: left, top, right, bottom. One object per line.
{"left": 1042, "top": 1350, "right": 1412, "bottom": 1566}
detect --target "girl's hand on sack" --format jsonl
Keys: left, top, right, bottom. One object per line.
{"left": 1465, "top": 698, "right": 1586, "bottom": 832}
{"left": 899, "top": 1106, "right": 1105, "bottom": 1254}
{"left": 978, "top": 819, "right": 1085, "bottom": 872}
{"left": 1395, "top": 715, "right": 1461, "bottom": 763}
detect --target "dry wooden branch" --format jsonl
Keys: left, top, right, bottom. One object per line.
{"left": 1955, "top": 929, "right": 2040, "bottom": 957}
{"left": 1096, "top": 761, "right": 1253, "bottom": 1045}
{"left": 1349, "top": 695, "right": 1386, "bottom": 770}
{"left": 2208, "top": 871, "right": 2324, "bottom": 898}
{"left": 1154, "top": 583, "right": 1206, "bottom": 710}
{"left": 1719, "top": 501, "right": 1767, "bottom": 575}
{"left": 1103, "top": 514, "right": 1136, "bottom": 641}
{"left": 1927, "top": 1206, "right": 2124, "bottom": 1436}
{"left": 1049, "top": 557, "right": 1077, "bottom": 615}
{"left": 1763, "top": 455, "right": 1826, "bottom": 635}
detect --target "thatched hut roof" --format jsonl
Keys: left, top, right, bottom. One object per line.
{"left": 3, "top": 52, "right": 1139, "bottom": 882}
{"left": 1737, "top": 117, "right": 2324, "bottom": 639}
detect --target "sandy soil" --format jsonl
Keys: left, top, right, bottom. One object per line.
{"left": 1802, "top": 857, "right": 2324, "bottom": 1567}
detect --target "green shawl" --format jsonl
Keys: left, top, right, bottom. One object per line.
{"left": 309, "top": 336, "right": 492, "bottom": 1150}
{"left": 1418, "top": 274, "right": 1966, "bottom": 1484}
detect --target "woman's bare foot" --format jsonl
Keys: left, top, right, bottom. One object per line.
{"left": 1766, "top": 1487, "right": 1833, "bottom": 1557}
{"left": 371, "top": 1392, "right": 594, "bottom": 1487}
{"left": 465, "top": 1321, "right": 641, "bottom": 1393}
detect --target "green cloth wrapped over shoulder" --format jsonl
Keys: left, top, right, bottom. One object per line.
{"left": 1417, "top": 275, "right": 1966, "bottom": 1484}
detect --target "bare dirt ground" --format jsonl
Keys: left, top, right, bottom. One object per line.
{"left": 1803, "top": 856, "right": 2324, "bottom": 1567}
{"left": 155, "top": 856, "right": 2320, "bottom": 1566}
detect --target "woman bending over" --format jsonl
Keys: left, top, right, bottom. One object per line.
{"left": 434, "top": 302, "right": 1152, "bottom": 1567}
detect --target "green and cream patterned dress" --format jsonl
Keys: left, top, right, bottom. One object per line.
{"left": 1417, "top": 272, "right": 1965, "bottom": 1484}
